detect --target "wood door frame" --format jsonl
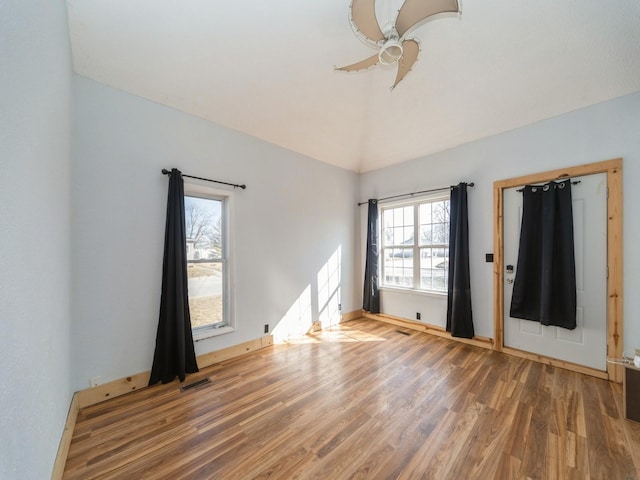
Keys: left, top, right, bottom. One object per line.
{"left": 493, "top": 158, "right": 623, "bottom": 382}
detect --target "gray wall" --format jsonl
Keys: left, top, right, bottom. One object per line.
{"left": 72, "top": 76, "right": 359, "bottom": 390}
{"left": 0, "top": 0, "right": 73, "bottom": 478}
{"left": 359, "top": 92, "right": 640, "bottom": 353}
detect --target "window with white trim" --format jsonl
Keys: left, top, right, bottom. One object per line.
{"left": 184, "top": 184, "right": 233, "bottom": 335}
{"left": 381, "top": 194, "right": 450, "bottom": 293}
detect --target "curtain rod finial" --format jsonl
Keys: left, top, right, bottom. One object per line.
{"left": 161, "top": 168, "right": 171, "bottom": 175}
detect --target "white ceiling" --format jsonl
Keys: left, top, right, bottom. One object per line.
{"left": 66, "top": 0, "right": 640, "bottom": 173}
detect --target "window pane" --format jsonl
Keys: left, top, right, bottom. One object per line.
{"left": 403, "top": 226, "right": 413, "bottom": 245}
{"left": 432, "top": 222, "right": 448, "bottom": 244}
{"left": 403, "top": 206, "right": 413, "bottom": 227}
{"left": 419, "top": 199, "right": 450, "bottom": 247}
{"left": 419, "top": 225, "right": 432, "bottom": 245}
{"left": 383, "top": 209, "right": 393, "bottom": 229}
{"left": 384, "top": 205, "right": 415, "bottom": 246}
{"left": 434, "top": 201, "right": 449, "bottom": 221}
{"left": 393, "top": 227, "right": 403, "bottom": 245}
{"left": 393, "top": 207, "right": 404, "bottom": 227}
{"left": 383, "top": 227, "right": 393, "bottom": 247}
{"left": 185, "top": 195, "right": 224, "bottom": 329}
{"left": 420, "top": 247, "right": 449, "bottom": 291}
{"left": 420, "top": 203, "right": 432, "bottom": 224}
{"left": 383, "top": 247, "right": 413, "bottom": 287}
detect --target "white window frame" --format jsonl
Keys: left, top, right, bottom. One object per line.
{"left": 379, "top": 192, "right": 450, "bottom": 296}
{"left": 184, "top": 181, "right": 235, "bottom": 340}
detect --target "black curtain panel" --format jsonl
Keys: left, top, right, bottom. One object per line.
{"left": 149, "top": 168, "right": 199, "bottom": 385}
{"left": 510, "top": 179, "right": 577, "bottom": 329}
{"left": 363, "top": 199, "right": 380, "bottom": 314}
{"left": 446, "top": 183, "right": 474, "bottom": 338}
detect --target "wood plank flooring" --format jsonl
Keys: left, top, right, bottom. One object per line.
{"left": 63, "top": 319, "right": 640, "bottom": 479}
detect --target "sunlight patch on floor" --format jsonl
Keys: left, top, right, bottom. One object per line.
{"left": 280, "top": 324, "right": 388, "bottom": 344}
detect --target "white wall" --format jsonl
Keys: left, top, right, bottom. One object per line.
{"left": 72, "top": 76, "right": 359, "bottom": 390}
{"left": 359, "top": 92, "right": 640, "bottom": 353}
{"left": 0, "top": 1, "right": 73, "bottom": 478}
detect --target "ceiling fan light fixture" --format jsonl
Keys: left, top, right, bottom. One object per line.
{"left": 378, "top": 37, "right": 403, "bottom": 65}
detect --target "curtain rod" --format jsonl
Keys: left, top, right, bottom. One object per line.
{"left": 357, "top": 182, "right": 474, "bottom": 206}
{"left": 516, "top": 180, "right": 580, "bottom": 192}
{"left": 161, "top": 169, "right": 246, "bottom": 190}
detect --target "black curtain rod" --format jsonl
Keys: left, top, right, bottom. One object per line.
{"left": 162, "top": 168, "right": 246, "bottom": 190}
{"left": 516, "top": 180, "right": 580, "bottom": 192}
{"left": 357, "top": 182, "right": 474, "bottom": 206}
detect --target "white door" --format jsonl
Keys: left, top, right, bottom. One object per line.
{"left": 503, "top": 173, "right": 607, "bottom": 371}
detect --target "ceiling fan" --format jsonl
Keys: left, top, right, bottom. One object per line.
{"left": 336, "top": 0, "right": 460, "bottom": 89}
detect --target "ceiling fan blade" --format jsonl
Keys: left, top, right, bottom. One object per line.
{"left": 336, "top": 53, "right": 379, "bottom": 72}
{"left": 351, "top": 0, "right": 385, "bottom": 43}
{"left": 392, "top": 39, "right": 419, "bottom": 88}
{"left": 395, "top": 0, "right": 459, "bottom": 38}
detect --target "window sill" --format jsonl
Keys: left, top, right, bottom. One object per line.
{"left": 379, "top": 285, "right": 447, "bottom": 299}
{"left": 193, "top": 325, "right": 234, "bottom": 342}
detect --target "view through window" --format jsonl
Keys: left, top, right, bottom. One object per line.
{"left": 185, "top": 194, "right": 226, "bottom": 329}
{"left": 381, "top": 195, "right": 450, "bottom": 293}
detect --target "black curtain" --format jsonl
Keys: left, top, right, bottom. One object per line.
{"left": 363, "top": 199, "right": 380, "bottom": 314}
{"left": 149, "top": 169, "right": 199, "bottom": 385}
{"left": 446, "top": 183, "right": 474, "bottom": 338}
{"left": 510, "top": 179, "right": 576, "bottom": 329}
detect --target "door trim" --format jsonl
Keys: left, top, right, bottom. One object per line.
{"left": 493, "top": 158, "right": 623, "bottom": 382}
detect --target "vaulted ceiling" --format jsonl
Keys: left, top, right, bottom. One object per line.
{"left": 66, "top": 0, "right": 640, "bottom": 172}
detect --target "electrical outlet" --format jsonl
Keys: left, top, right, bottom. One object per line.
{"left": 90, "top": 376, "right": 101, "bottom": 388}
{"left": 264, "top": 324, "right": 269, "bottom": 334}
{"left": 416, "top": 312, "right": 421, "bottom": 320}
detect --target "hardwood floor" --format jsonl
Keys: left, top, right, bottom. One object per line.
{"left": 63, "top": 319, "right": 640, "bottom": 479}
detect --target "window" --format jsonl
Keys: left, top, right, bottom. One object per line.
{"left": 184, "top": 185, "right": 233, "bottom": 336}
{"left": 381, "top": 195, "right": 450, "bottom": 293}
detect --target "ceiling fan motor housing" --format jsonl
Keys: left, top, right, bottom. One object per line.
{"left": 379, "top": 35, "right": 403, "bottom": 65}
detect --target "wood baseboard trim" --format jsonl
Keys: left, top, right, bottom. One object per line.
{"left": 501, "top": 346, "right": 608, "bottom": 380}
{"left": 363, "top": 312, "right": 494, "bottom": 350}
{"left": 365, "top": 313, "right": 608, "bottom": 380}
{"left": 198, "top": 335, "right": 273, "bottom": 368}
{"left": 76, "top": 335, "right": 274, "bottom": 409}
{"left": 341, "top": 309, "right": 364, "bottom": 323}
{"left": 77, "top": 371, "right": 150, "bottom": 409}
{"left": 50, "top": 392, "right": 79, "bottom": 480}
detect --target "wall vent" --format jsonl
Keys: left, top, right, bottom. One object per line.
{"left": 180, "top": 377, "right": 211, "bottom": 392}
